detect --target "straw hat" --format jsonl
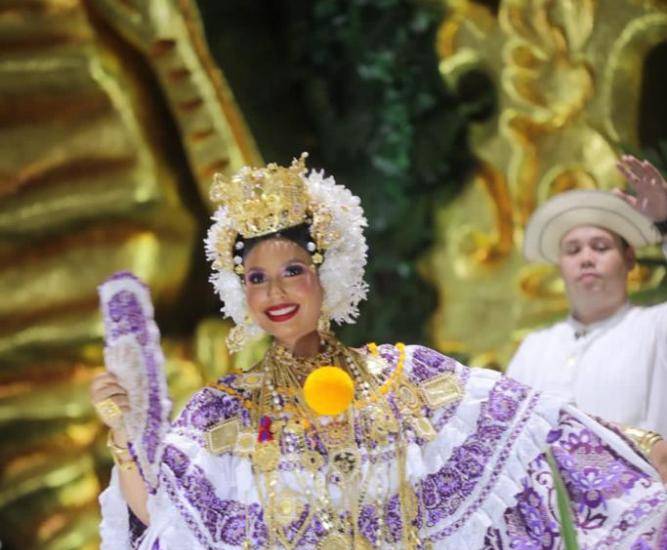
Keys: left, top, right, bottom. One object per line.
{"left": 524, "top": 189, "right": 661, "bottom": 263}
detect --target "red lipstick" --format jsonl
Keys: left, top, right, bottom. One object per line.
{"left": 265, "top": 303, "right": 299, "bottom": 322}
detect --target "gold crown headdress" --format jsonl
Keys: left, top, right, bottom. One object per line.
{"left": 210, "top": 154, "right": 310, "bottom": 239}
{"left": 209, "top": 153, "right": 338, "bottom": 273}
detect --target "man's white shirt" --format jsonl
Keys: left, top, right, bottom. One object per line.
{"left": 507, "top": 299, "right": 667, "bottom": 437}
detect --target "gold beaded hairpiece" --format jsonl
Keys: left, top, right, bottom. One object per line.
{"left": 209, "top": 153, "right": 332, "bottom": 274}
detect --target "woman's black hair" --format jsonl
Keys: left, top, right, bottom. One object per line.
{"left": 237, "top": 223, "right": 313, "bottom": 260}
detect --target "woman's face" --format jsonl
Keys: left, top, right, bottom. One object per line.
{"left": 243, "top": 238, "right": 323, "bottom": 348}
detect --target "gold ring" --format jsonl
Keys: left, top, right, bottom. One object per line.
{"left": 94, "top": 398, "right": 123, "bottom": 423}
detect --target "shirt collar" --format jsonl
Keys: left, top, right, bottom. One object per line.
{"left": 566, "top": 301, "right": 631, "bottom": 337}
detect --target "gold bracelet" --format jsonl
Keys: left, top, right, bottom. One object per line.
{"left": 623, "top": 426, "right": 664, "bottom": 456}
{"left": 106, "top": 431, "right": 136, "bottom": 471}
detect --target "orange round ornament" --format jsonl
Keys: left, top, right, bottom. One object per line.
{"left": 303, "top": 366, "right": 355, "bottom": 416}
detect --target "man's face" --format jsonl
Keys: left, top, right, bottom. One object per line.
{"left": 557, "top": 225, "right": 634, "bottom": 311}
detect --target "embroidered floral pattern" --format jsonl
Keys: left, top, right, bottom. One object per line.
{"left": 418, "top": 377, "right": 530, "bottom": 529}
{"left": 173, "top": 387, "right": 242, "bottom": 431}
{"left": 594, "top": 490, "right": 667, "bottom": 548}
{"left": 163, "top": 445, "right": 268, "bottom": 548}
{"left": 550, "top": 412, "right": 648, "bottom": 533}
{"left": 128, "top": 509, "right": 148, "bottom": 549}
{"left": 408, "top": 346, "right": 458, "bottom": 383}
{"left": 480, "top": 411, "right": 667, "bottom": 549}
{"left": 503, "top": 479, "right": 559, "bottom": 549}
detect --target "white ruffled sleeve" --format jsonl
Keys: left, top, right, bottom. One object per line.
{"left": 99, "top": 467, "right": 133, "bottom": 549}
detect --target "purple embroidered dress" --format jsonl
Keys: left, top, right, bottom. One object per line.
{"left": 98, "top": 278, "right": 667, "bottom": 549}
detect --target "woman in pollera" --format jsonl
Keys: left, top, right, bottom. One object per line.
{"left": 91, "top": 154, "right": 667, "bottom": 549}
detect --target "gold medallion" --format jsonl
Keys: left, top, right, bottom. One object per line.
{"left": 206, "top": 418, "right": 240, "bottom": 455}
{"left": 235, "top": 430, "right": 256, "bottom": 455}
{"left": 420, "top": 373, "right": 462, "bottom": 408}
{"left": 252, "top": 441, "right": 281, "bottom": 473}
{"left": 271, "top": 489, "right": 303, "bottom": 526}
{"left": 319, "top": 421, "right": 351, "bottom": 448}
{"left": 300, "top": 449, "right": 325, "bottom": 472}
{"left": 319, "top": 533, "right": 350, "bottom": 550}
{"left": 331, "top": 448, "right": 360, "bottom": 478}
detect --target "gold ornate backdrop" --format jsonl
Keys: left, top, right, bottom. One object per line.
{"left": 0, "top": 1, "right": 262, "bottom": 547}
{"left": 427, "top": 0, "right": 667, "bottom": 369}
{"left": 0, "top": 0, "right": 666, "bottom": 548}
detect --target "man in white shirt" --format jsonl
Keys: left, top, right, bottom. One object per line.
{"left": 507, "top": 155, "right": 667, "bottom": 480}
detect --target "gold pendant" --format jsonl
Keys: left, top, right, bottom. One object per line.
{"left": 412, "top": 415, "right": 437, "bottom": 442}
{"left": 366, "top": 405, "right": 390, "bottom": 444}
{"left": 300, "top": 449, "right": 325, "bottom": 472}
{"left": 271, "top": 489, "right": 303, "bottom": 527}
{"left": 235, "top": 430, "right": 256, "bottom": 455}
{"left": 319, "top": 533, "right": 350, "bottom": 550}
{"left": 331, "top": 447, "right": 360, "bottom": 478}
{"left": 206, "top": 418, "right": 240, "bottom": 454}
{"left": 420, "top": 373, "right": 462, "bottom": 408}
{"left": 319, "top": 420, "right": 352, "bottom": 448}
{"left": 395, "top": 382, "right": 423, "bottom": 412}
{"left": 252, "top": 441, "right": 281, "bottom": 473}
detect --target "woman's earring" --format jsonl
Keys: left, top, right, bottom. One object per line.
{"left": 317, "top": 314, "right": 331, "bottom": 337}
{"left": 226, "top": 323, "right": 247, "bottom": 353}
{"left": 226, "top": 315, "right": 253, "bottom": 352}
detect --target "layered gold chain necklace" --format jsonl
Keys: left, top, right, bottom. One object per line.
{"left": 247, "top": 336, "right": 419, "bottom": 549}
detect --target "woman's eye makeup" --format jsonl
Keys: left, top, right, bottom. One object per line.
{"left": 284, "top": 263, "right": 305, "bottom": 277}
{"left": 246, "top": 271, "right": 265, "bottom": 284}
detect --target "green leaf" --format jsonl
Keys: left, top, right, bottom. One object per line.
{"left": 546, "top": 448, "right": 580, "bottom": 550}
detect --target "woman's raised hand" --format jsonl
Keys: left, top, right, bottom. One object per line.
{"left": 90, "top": 372, "right": 130, "bottom": 433}
{"left": 615, "top": 154, "right": 667, "bottom": 223}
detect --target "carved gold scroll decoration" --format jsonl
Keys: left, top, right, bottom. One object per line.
{"left": 427, "top": 0, "right": 667, "bottom": 370}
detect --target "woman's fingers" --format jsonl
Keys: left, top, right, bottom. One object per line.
{"left": 110, "top": 394, "right": 131, "bottom": 413}
{"left": 92, "top": 384, "right": 129, "bottom": 403}
{"left": 90, "top": 373, "right": 128, "bottom": 396}
{"left": 90, "top": 372, "right": 119, "bottom": 390}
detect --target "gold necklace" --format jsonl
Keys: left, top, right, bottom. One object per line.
{"left": 248, "top": 337, "right": 419, "bottom": 549}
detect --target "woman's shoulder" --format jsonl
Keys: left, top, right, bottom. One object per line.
{"left": 171, "top": 370, "right": 260, "bottom": 432}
